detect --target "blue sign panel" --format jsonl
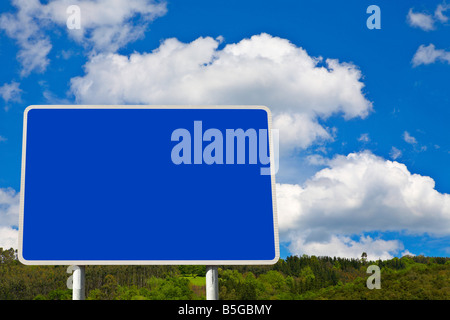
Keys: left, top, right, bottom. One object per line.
{"left": 19, "top": 106, "right": 279, "bottom": 265}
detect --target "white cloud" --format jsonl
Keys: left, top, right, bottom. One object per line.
{"left": 306, "top": 154, "right": 328, "bottom": 166}
{"left": 401, "top": 249, "right": 415, "bottom": 257}
{"left": 357, "top": 133, "right": 370, "bottom": 143}
{"left": 273, "top": 113, "right": 332, "bottom": 151}
{"left": 42, "top": 89, "right": 71, "bottom": 104}
{"left": 0, "top": 227, "right": 19, "bottom": 250}
{"left": 435, "top": 3, "right": 450, "bottom": 22}
{"left": 18, "top": 39, "right": 53, "bottom": 76}
{"left": 70, "top": 33, "right": 372, "bottom": 151}
{"left": 43, "top": 0, "right": 167, "bottom": 53}
{"left": 0, "top": 0, "right": 53, "bottom": 76}
{"left": 0, "top": 0, "right": 167, "bottom": 75}
{"left": 0, "top": 188, "right": 20, "bottom": 228}
{"left": 412, "top": 44, "right": 450, "bottom": 66}
{"left": 402, "top": 131, "right": 427, "bottom": 152}
{"left": 403, "top": 131, "right": 417, "bottom": 144}
{"left": 407, "top": 8, "right": 435, "bottom": 31}
{"left": 276, "top": 151, "right": 450, "bottom": 259}
{"left": 0, "top": 81, "right": 22, "bottom": 103}
{"left": 288, "top": 234, "right": 404, "bottom": 261}
{"left": 0, "top": 188, "right": 20, "bottom": 250}
{"left": 407, "top": 3, "right": 450, "bottom": 31}
{"left": 389, "top": 146, "right": 402, "bottom": 160}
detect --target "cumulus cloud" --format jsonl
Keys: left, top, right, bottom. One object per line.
{"left": 288, "top": 235, "right": 404, "bottom": 261}
{"left": 0, "top": 227, "right": 19, "bottom": 250}
{"left": 0, "top": 188, "right": 20, "bottom": 249}
{"left": 276, "top": 151, "right": 450, "bottom": 259}
{"left": 412, "top": 44, "right": 450, "bottom": 66}
{"left": 70, "top": 33, "right": 372, "bottom": 151}
{"left": 273, "top": 113, "right": 332, "bottom": 151}
{"left": 0, "top": 0, "right": 167, "bottom": 75}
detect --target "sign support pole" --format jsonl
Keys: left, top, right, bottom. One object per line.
{"left": 72, "top": 265, "right": 85, "bottom": 300}
{"left": 206, "top": 266, "right": 219, "bottom": 300}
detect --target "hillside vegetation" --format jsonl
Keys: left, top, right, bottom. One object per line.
{"left": 1, "top": 248, "right": 449, "bottom": 300}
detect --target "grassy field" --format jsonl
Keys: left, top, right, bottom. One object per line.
{"left": 182, "top": 275, "right": 206, "bottom": 286}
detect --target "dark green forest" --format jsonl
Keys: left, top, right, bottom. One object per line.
{"left": 1, "top": 247, "right": 449, "bottom": 300}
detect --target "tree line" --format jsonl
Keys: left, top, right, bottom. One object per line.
{"left": 0, "top": 247, "right": 449, "bottom": 300}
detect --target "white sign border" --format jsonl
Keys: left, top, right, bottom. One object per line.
{"left": 18, "top": 105, "right": 280, "bottom": 265}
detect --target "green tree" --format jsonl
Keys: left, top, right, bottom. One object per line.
{"left": 361, "top": 252, "right": 368, "bottom": 263}
{"left": 88, "top": 275, "right": 119, "bottom": 300}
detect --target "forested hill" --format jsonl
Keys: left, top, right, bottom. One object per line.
{"left": 1, "top": 247, "right": 449, "bottom": 300}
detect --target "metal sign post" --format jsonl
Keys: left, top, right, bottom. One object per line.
{"left": 206, "top": 266, "right": 219, "bottom": 300}
{"left": 72, "top": 265, "right": 85, "bottom": 300}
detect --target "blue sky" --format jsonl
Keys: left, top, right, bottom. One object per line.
{"left": 0, "top": 0, "right": 449, "bottom": 259}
